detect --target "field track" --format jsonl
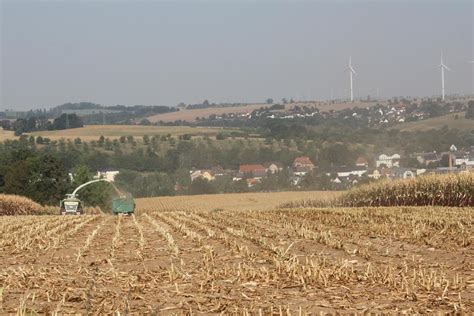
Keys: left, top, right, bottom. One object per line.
{"left": 1, "top": 206, "right": 472, "bottom": 313}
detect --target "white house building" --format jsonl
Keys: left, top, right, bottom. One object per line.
{"left": 96, "top": 170, "right": 120, "bottom": 182}
{"left": 375, "top": 154, "right": 400, "bottom": 168}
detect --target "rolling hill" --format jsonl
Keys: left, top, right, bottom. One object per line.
{"left": 393, "top": 112, "right": 473, "bottom": 132}
{"left": 147, "top": 101, "right": 381, "bottom": 122}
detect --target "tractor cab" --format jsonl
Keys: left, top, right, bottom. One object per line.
{"left": 59, "top": 196, "right": 84, "bottom": 215}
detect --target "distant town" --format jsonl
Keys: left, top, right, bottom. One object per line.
{"left": 1, "top": 95, "right": 473, "bottom": 197}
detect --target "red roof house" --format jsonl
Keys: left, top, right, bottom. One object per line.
{"left": 239, "top": 164, "right": 267, "bottom": 178}
{"left": 355, "top": 157, "right": 369, "bottom": 167}
{"left": 293, "top": 156, "right": 314, "bottom": 169}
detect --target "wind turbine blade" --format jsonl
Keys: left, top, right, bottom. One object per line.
{"left": 443, "top": 64, "right": 451, "bottom": 71}
{"left": 350, "top": 66, "right": 356, "bottom": 74}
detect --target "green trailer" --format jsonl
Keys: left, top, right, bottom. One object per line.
{"left": 112, "top": 195, "right": 135, "bottom": 215}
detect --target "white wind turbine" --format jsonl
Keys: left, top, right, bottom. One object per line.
{"left": 345, "top": 56, "right": 357, "bottom": 102}
{"left": 439, "top": 54, "right": 451, "bottom": 101}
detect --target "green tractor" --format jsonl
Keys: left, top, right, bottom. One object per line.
{"left": 59, "top": 195, "right": 84, "bottom": 215}
{"left": 60, "top": 179, "right": 134, "bottom": 215}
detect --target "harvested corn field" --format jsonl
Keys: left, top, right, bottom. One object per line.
{"left": 0, "top": 205, "right": 472, "bottom": 313}
{"left": 136, "top": 191, "right": 342, "bottom": 212}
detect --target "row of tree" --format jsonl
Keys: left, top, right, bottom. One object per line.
{"left": 1, "top": 114, "right": 83, "bottom": 136}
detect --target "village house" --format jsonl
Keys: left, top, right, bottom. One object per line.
{"left": 246, "top": 178, "right": 260, "bottom": 187}
{"left": 331, "top": 174, "right": 360, "bottom": 188}
{"left": 190, "top": 170, "right": 215, "bottom": 182}
{"left": 355, "top": 157, "right": 369, "bottom": 168}
{"left": 368, "top": 167, "right": 393, "bottom": 180}
{"left": 452, "top": 148, "right": 474, "bottom": 167}
{"left": 264, "top": 162, "right": 283, "bottom": 174}
{"left": 293, "top": 156, "right": 315, "bottom": 176}
{"left": 415, "top": 152, "right": 440, "bottom": 166}
{"left": 392, "top": 167, "right": 415, "bottom": 179}
{"left": 238, "top": 164, "right": 267, "bottom": 180}
{"left": 334, "top": 166, "right": 368, "bottom": 178}
{"left": 210, "top": 166, "right": 227, "bottom": 177}
{"left": 95, "top": 169, "right": 120, "bottom": 182}
{"left": 375, "top": 154, "right": 400, "bottom": 168}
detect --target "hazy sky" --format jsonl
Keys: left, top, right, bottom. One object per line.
{"left": 1, "top": 0, "right": 473, "bottom": 110}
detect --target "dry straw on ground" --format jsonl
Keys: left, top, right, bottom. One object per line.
{"left": 0, "top": 194, "right": 44, "bottom": 215}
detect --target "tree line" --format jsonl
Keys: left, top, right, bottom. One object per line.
{"left": 1, "top": 114, "right": 83, "bottom": 136}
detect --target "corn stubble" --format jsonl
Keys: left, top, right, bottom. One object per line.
{"left": 0, "top": 188, "right": 472, "bottom": 313}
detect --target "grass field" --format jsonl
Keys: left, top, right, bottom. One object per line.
{"left": 0, "top": 128, "right": 16, "bottom": 140}
{"left": 23, "top": 125, "right": 238, "bottom": 141}
{"left": 393, "top": 112, "right": 474, "bottom": 132}
{"left": 0, "top": 191, "right": 472, "bottom": 313}
{"left": 147, "top": 101, "right": 380, "bottom": 123}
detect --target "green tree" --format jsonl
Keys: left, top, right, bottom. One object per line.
{"left": 4, "top": 155, "right": 69, "bottom": 205}
{"left": 175, "top": 168, "right": 192, "bottom": 189}
{"left": 189, "top": 178, "right": 216, "bottom": 195}
{"left": 28, "top": 155, "right": 69, "bottom": 204}
{"left": 465, "top": 101, "right": 474, "bottom": 119}
{"left": 52, "top": 113, "right": 83, "bottom": 130}
{"left": 71, "top": 165, "right": 112, "bottom": 211}
{"left": 3, "top": 161, "right": 30, "bottom": 197}
{"left": 301, "top": 172, "right": 331, "bottom": 190}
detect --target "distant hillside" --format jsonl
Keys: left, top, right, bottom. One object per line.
{"left": 147, "top": 103, "right": 267, "bottom": 122}
{"left": 393, "top": 112, "right": 474, "bottom": 132}
{"left": 147, "top": 101, "right": 380, "bottom": 123}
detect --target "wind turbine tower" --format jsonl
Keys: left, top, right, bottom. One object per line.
{"left": 439, "top": 54, "right": 451, "bottom": 101}
{"left": 346, "top": 56, "right": 357, "bottom": 102}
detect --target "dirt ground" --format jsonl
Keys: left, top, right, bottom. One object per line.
{"left": 0, "top": 206, "right": 472, "bottom": 314}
